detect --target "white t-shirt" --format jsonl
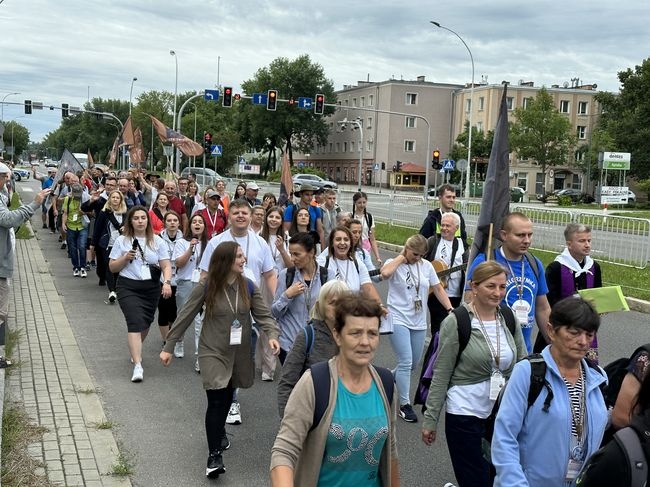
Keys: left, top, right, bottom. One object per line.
{"left": 173, "top": 239, "right": 203, "bottom": 281}
{"left": 385, "top": 258, "right": 440, "bottom": 330}
{"left": 109, "top": 235, "right": 169, "bottom": 280}
{"left": 317, "top": 254, "right": 370, "bottom": 292}
{"left": 266, "top": 234, "right": 288, "bottom": 274}
{"left": 446, "top": 318, "right": 515, "bottom": 418}
{"left": 159, "top": 230, "right": 182, "bottom": 285}
{"left": 433, "top": 238, "right": 465, "bottom": 298}
{"left": 200, "top": 229, "right": 275, "bottom": 285}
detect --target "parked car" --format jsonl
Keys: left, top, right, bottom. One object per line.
{"left": 292, "top": 173, "right": 337, "bottom": 190}
{"left": 45, "top": 160, "right": 59, "bottom": 168}
{"left": 553, "top": 188, "right": 594, "bottom": 203}
{"left": 179, "top": 167, "right": 224, "bottom": 188}
{"left": 627, "top": 190, "right": 637, "bottom": 203}
{"left": 12, "top": 168, "right": 31, "bottom": 181}
{"left": 427, "top": 183, "right": 461, "bottom": 198}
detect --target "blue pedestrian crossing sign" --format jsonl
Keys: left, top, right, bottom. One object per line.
{"left": 298, "top": 97, "right": 313, "bottom": 109}
{"left": 211, "top": 145, "right": 222, "bottom": 156}
{"left": 442, "top": 159, "right": 455, "bottom": 171}
{"left": 204, "top": 89, "right": 220, "bottom": 101}
{"left": 252, "top": 93, "right": 268, "bottom": 105}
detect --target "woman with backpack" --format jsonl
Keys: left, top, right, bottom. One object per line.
{"left": 421, "top": 261, "right": 526, "bottom": 487}
{"left": 491, "top": 296, "right": 607, "bottom": 487}
{"left": 272, "top": 232, "right": 328, "bottom": 365}
{"left": 161, "top": 241, "right": 280, "bottom": 479}
{"left": 271, "top": 293, "right": 399, "bottom": 486}
{"left": 92, "top": 190, "right": 127, "bottom": 303}
{"left": 276, "top": 280, "right": 349, "bottom": 417}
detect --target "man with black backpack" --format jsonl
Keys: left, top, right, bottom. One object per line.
{"left": 465, "top": 212, "right": 551, "bottom": 353}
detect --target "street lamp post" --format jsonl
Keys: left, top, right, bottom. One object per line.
{"left": 129, "top": 77, "right": 138, "bottom": 116}
{"left": 170, "top": 50, "right": 178, "bottom": 174}
{"left": 431, "top": 21, "right": 475, "bottom": 199}
{"left": 337, "top": 117, "right": 364, "bottom": 191}
{"left": 1, "top": 92, "right": 20, "bottom": 122}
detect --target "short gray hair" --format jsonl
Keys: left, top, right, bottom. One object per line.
{"left": 564, "top": 223, "right": 591, "bottom": 241}
{"left": 441, "top": 211, "right": 461, "bottom": 228}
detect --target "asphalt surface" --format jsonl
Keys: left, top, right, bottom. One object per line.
{"left": 15, "top": 179, "right": 650, "bottom": 487}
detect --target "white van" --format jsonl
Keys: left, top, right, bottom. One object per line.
{"left": 180, "top": 167, "right": 225, "bottom": 188}
{"left": 72, "top": 152, "right": 89, "bottom": 168}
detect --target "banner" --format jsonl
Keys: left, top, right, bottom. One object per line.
{"left": 149, "top": 115, "right": 203, "bottom": 157}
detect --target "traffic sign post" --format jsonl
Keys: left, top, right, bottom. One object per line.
{"left": 442, "top": 159, "right": 455, "bottom": 171}
{"left": 204, "top": 89, "right": 220, "bottom": 101}
{"left": 211, "top": 145, "right": 223, "bottom": 156}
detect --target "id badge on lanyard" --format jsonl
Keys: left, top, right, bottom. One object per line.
{"left": 141, "top": 264, "right": 152, "bottom": 280}
{"left": 230, "top": 319, "right": 242, "bottom": 345}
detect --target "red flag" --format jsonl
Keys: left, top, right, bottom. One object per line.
{"left": 278, "top": 150, "right": 294, "bottom": 207}
{"left": 121, "top": 116, "right": 135, "bottom": 147}
{"left": 149, "top": 115, "right": 204, "bottom": 157}
{"left": 129, "top": 127, "right": 145, "bottom": 166}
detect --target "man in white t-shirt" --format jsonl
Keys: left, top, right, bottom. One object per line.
{"left": 425, "top": 212, "right": 466, "bottom": 337}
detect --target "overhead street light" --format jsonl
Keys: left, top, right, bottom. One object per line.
{"left": 1, "top": 92, "right": 20, "bottom": 122}
{"left": 431, "top": 20, "right": 475, "bottom": 199}
{"left": 129, "top": 77, "right": 138, "bottom": 116}
{"left": 170, "top": 50, "right": 179, "bottom": 173}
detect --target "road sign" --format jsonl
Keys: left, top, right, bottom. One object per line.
{"left": 442, "top": 159, "right": 455, "bottom": 171}
{"left": 600, "top": 186, "right": 629, "bottom": 204}
{"left": 252, "top": 93, "right": 268, "bottom": 105}
{"left": 373, "top": 163, "right": 379, "bottom": 170}
{"left": 599, "top": 151, "right": 631, "bottom": 170}
{"left": 211, "top": 145, "right": 222, "bottom": 156}
{"left": 298, "top": 97, "right": 313, "bottom": 109}
{"left": 204, "top": 89, "right": 220, "bottom": 101}
{"left": 456, "top": 159, "right": 468, "bottom": 171}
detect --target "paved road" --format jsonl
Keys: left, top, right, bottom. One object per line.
{"left": 15, "top": 179, "right": 650, "bottom": 486}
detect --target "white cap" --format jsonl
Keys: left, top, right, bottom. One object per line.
{"left": 0, "top": 162, "right": 10, "bottom": 174}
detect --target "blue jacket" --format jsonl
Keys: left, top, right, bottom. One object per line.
{"left": 492, "top": 346, "right": 608, "bottom": 487}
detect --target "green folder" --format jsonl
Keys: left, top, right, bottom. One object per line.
{"left": 578, "top": 286, "right": 629, "bottom": 314}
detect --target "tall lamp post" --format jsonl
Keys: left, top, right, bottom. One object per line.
{"left": 337, "top": 117, "right": 364, "bottom": 191}
{"left": 431, "top": 21, "right": 474, "bottom": 199}
{"left": 129, "top": 77, "right": 138, "bottom": 116}
{"left": 170, "top": 50, "right": 179, "bottom": 174}
{"left": 1, "top": 92, "right": 20, "bottom": 122}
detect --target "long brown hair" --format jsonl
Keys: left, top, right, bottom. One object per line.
{"left": 122, "top": 206, "right": 154, "bottom": 248}
{"left": 204, "top": 241, "right": 250, "bottom": 317}
{"left": 260, "top": 206, "right": 284, "bottom": 241}
{"left": 328, "top": 226, "right": 355, "bottom": 261}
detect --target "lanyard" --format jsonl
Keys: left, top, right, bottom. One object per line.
{"left": 565, "top": 364, "right": 586, "bottom": 440}
{"left": 501, "top": 248, "right": 526, "bottom": 300}
{"left": 472, "top": 305, "right": 502, "bottom": 368}
{"left": 334, "top": 258, "right": 350, "bottom": 283}
{"left": 297, "top": 263, "right": 318, "bottom": 315}
{"left": 206, "top": 208, "right": 219, "bottom": 232}
{"left": 163, "top": 232, "right": 178, "bottom": 260}
{"left": 406, "top": 262, "right": 421, "bottom": 295}
{"left": 191, "top": 242, "right": 201, "bottom": 269}
{"left": 223, "top": 284, "right": 239, "bottom": 317}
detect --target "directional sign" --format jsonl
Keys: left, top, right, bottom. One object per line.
{"left": 211, "top": 144, "right": 223, "bottom": 156}
{"left": 456, "top": 159, "right": 468, "bottom": 172}
{"left": 442, "top": 159, "right": 455, "bottom": 171}
{"left": 252, "top": 93, "right": 268, "bottom": 105}
{"left": 298, "top": 97, "right": 313, "bottom": 109}
{"left": 204, "top": 89, "right": 220, "bottom": 101}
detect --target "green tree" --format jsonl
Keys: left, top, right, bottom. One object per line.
{"left": 2, "top": 121, "right": 30, "bottom": 162}
{"left": 510, "top": 87, "right": 575, "bottom": 192}
{"left": 238, "top": 54, "right": 336, "bottom": 175}
{"left": 449, "top": 122, "right": 494, "bottom": 181}
{"left": 596, "top": 58, "right": 650, "bottom": 180}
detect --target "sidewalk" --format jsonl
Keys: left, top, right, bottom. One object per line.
{"left": 7, "top": 234, "right": 131, "bottom": 486}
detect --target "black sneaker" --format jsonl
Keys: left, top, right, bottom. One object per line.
{"left": 60, "top": 242, "right": 67, "bottom": 249}
{"left": 42, "top": 224, "right": 47, "bottom": 229}
{"left": 399, "top": 404, "right": 418, "bottom": 423}
{"left": 220, "top": 433, "right": 230, "bottom": 451}
{"left": 206, "top": 450, "right": 225, "bottom": 478}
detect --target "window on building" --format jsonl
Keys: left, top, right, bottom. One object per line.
{"left": 517, "top": 173, "right": 528, "bottom": 191}
{"left": 476, "top": 121, "right": 484, "bottom": 132}
{"left": 577, "top": 126, "right": 586, "bottom": 139}
{"left": 343, "top": 142, "right": 348, "bottom": 152}
{"left": 572, "top": 174, "right": 581, "bottom": 190}
{"left": 405, "top": 116, "right": 416, "bottom": 128}
{"left": 351, "top": 141, "right": 355, "bottom": 153}
{"left": 329, "top": 143, "right": 333, "bottom": 153}
{"left": 578, "top": 101, "right": 588, "bottom": 115}
{"left": 367, "top": 117, "right": 372, "bottom": 129}
{"left": 406, "top": 93, "right": 417, "bottom": 105}
{"left": 506, "top": 97, "right": 514, "bottom": 110}
{"left": 360, "top": 96, "right": 365, "bottom": 107}
{"left": 366, "top": 140, "right": 373, "bottom": 152}
{"left": 404, "top": 140, "right": 416, "bottom": 152}
{"left": 352, "top": 98, "right": 357, "bottom": 107}
{"left": 368, "top": 94, "right": 374, "bottom": 106}
{"left": 478, "top": 97, "right": 485, "bottom": 110}
{"left": 465, "top": 99, "right": 472, "bottom": 113}
{"left": 335, "top": 142, "right": 340, "bottom": 153}
{"left": 523, "top": 97, "right": 531, "bottom": 109}
{"left": 343, "top": 99, "right": 348, "bottom": 107}
{"left": 575, "top": 150, "right": 585, "bottom": 162}
{"left": 535, "top": 173, "right": 544, "bottom": 195}
{"left": 560, "top": 100, "right": 570, "bottom": 113}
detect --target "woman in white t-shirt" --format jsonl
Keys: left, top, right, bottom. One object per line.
{"left": 381, "top": 234, "right": 453, "bottom": 424}
{"left": 173, "top": 213, "right": 209, "bottom": 371}
{"left": 317, "top": 226, "right": 382, "bottom": 304}
{"left": 260, "top": 206, "right": 292, "bottom": 274}
{"left": 109, "top": 206, "right": 172, "bottom": 383}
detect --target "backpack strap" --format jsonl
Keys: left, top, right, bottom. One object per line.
{"left": 304, "top": 321, "right": 315, "bottom": 357}
{"left": 527, "top": 354, "right": 554, "bottom": 412}
{"left": 310, "top": 361, "right": 332, "bottom": 432}
{"left": 319, "top": 265, "right": 329, "bottom": 285}
{"left": 451, "top": 307, "right": 473, "bottom": 367}
{"left": 614, "top": 427, "right": 648, "bottom": 487}
{"left": 373, "top": 365, "right": 395, "bottom": 406}
{"left": 247, "top": 279, "right": 255, "bottom": 296}
{"left": 285, "top": 267, "right": 297, "bottom": 289}
{"left": 498, "top": 304, "right": 517, "bottom": 336}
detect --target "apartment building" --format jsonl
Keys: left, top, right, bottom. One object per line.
{"left": 451, "top": 80, "right": 601, "bottom": 197}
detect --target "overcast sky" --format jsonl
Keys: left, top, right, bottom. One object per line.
{"left": 1, "top": 0, "right": 648, "bottom": 143}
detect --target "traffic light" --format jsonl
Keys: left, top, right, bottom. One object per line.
{"left": 288, "top": 97, "right": 295, "bottom": 106}
{"left": 314, "top": 94, "right": 325, "bottom": 115}
{"left": 234, "top": 93, "right": 241, "bottom": 101}
{"left": 432, "top": 149, "right": 440, "bottom": 169}
{"left": 223, "top": 87, "right": 233, "bottom": 107}
{"left": 62, "top": 103, "right": 69, "bottom": 118}
{"left": 267, "top": 90, "right": 277, "bottom": 111}
{"left": 203, "top": 132, "right": 212, "bottom": 152}
{"left": 24, "top": 100, "right": 32, "bottom": 114}
{"left": 396, "top": 161, "right": 402, "bottom": 172}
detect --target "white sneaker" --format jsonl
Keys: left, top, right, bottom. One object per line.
{"left": 194, "top": 358, "right": 200, "bottom": 373}
{"left": 174, "top": 341, "right": 185, "bottom": 358}
{"left": 131, "top": 363, "right": 143, "bottom": 382}
{"left": 108, "top": 291, "right": 117, "bottom": 303}
{"left": 80, "top": 268, "right": 87, "bottom": 278}
{"left": 73, "top": 268, "right": 80, "bottom": 277}
{"left": 226, "top": 401, "right": 241, "bottom": 425}
{"left": 261, "top": 372, "right": 273, "bottom": 382}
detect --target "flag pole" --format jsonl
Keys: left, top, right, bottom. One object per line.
{"left": 485, "top": 223, "right": 494, "bottom": 261}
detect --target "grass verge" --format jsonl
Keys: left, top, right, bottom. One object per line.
{"left": 109, "top": 448, "right": 135, "bottom": 477}
{"left": 8, "top": 193, "right": 33, "bottom": 240}
{"left": 94, "top": 421, "right": 113, "bottom": 430}
{"left": 375, "top": 222, "right": 650, "bottom": 302}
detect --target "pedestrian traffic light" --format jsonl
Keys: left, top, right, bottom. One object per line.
{"left": 24, "top": 100, "right": 32, "bottom": 114}
{"left": 314, "top": 94, "right": 325, "bottom": 115}
{"left": 267, "top": 90, "right": 277, "bottom": 111}
{"left": 62, "top": 103, "right": 69, "bottom": 118}
{"left": 223, "top": 87, "right": 233, "bottom": 107}
{"left": 432, "top": 149, "right": 440, "bottom": 169}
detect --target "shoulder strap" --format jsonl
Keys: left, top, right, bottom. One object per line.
{"left": 614, "top": 427, "right": 648, "bottom": 487}
{"left": 319, "top": 265, "right": 329, "bottom": 285}
{"left": 373, "top": 366, "right": 395, "bottom": 406}
{"left": 324, "top": 255, "right": 330, "bottom": 271}
{"left": 285, "top": 267, "right": 297, "bottom": 288}
{"left": 353, "top": 258, "right": 359, "bottom": 273}
{"left": 424, "top": 235, "right": 440, "bottom": 261}
{"left": 304, "top": 322, "right": 315, "bottom": 357}
{"left": 527, "top": 353, "right": 554, "bottom": 412}
{"left": 498, "top": 304, "right": 517, "bottom": 336}
{"left": 107, "top": 211, "right": 123, "bottom": 230}
{"left": 246, "top": 278, "right": 255, "bottom": 296}
{"left": 310, "top": 361, "right": 331, "bottom": 431}
{"left": 452, "top": 307, "right": 472, "bottom": 366}
{"left": 524, "top": 252, "right": 541, "bottom": 280}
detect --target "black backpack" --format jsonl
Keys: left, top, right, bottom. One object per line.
{"left": 285, "top": 265, "right": 329, "bottom": 289}
{"left": 602, "top": 344, "right": 650, "bottom": 408}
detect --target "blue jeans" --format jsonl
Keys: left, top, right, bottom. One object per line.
{"left": 66, "top": 227, "right": 88, "bottom": 270}
{"left": 389, "top": 323, "right": 426, "bottom": 405}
